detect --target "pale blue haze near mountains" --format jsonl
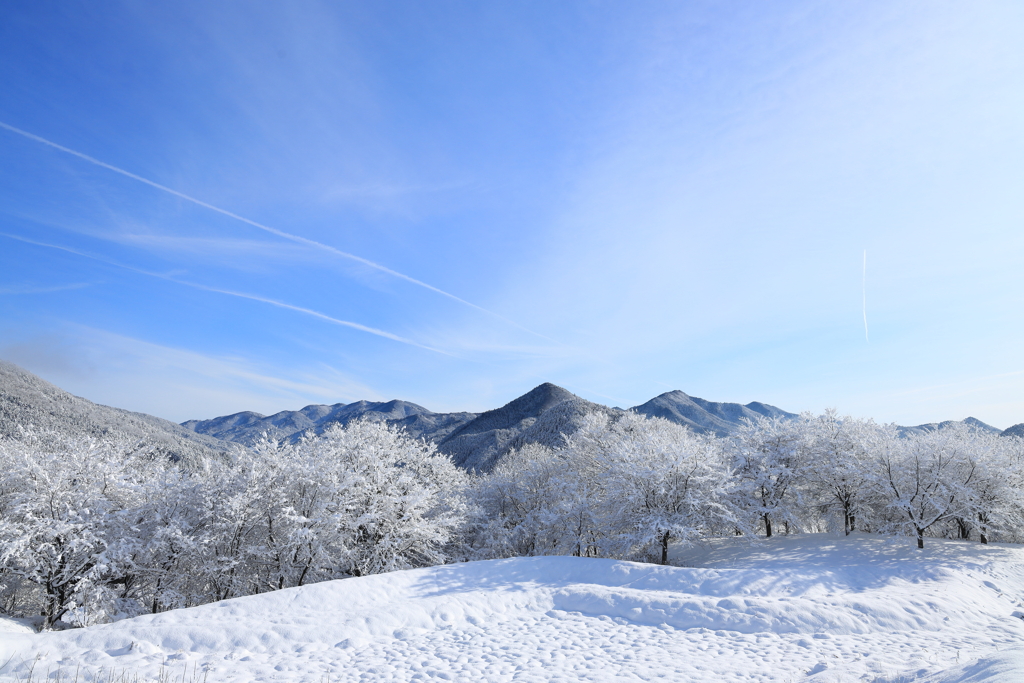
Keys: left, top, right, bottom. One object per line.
{"left": 0, "top": 2, "right": 1022, "bottom": 427}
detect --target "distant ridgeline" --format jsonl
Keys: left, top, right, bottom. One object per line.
{"left": 1, "top": 359, "right": 1019, "bottom": 471}
{"left": 179, "top": 382, "right": 805, "bottom": 470}
{"left": 0, "top": 360, "right": 239, "bottom": 464}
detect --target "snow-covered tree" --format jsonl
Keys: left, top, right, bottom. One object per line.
{"left": 264, "top": 420, "right": 469, "bottom": 579}
{"left": 134, "top": 463, "right": 212, "bottom": 612}
{"left": 7, "top": 400, "right": 1024, "bottom": 627}
{"left": 0, "top": 432, "right": 167, "bottom": 627}
{"left": 870, "top": 424, "right": 977, "bottom": 548}
{"left": 730, "top": 415, "right": 804, "bottom": 538}
{"left": 182, "top": 446, "right": 276, "bottom": 602}
{"left": 0, "top": 419, "right": 471, "bottom": 627}
{"left": 469, "top": 443, "right": 601, "bottom": 559}
{"left": 567, "top": 412, "right": 732, "bottom": 564}
{"left": 802, "top": 411, "right": 891, "bottom": 535}
{"left": 947, "top": 430, "right": 1024, "bottom": 544}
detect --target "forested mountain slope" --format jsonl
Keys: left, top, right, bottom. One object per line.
{"left": 181, "top": 381, "right": 1017, "bottom": 470}
{"left": 1003, "top": 423, "right": 1024, "bottom": 438}
{"left": 631, "top": 390, "right": 796, "bottom": 436}
{"left": 182, "top": 399, "right": 476, "bottom": 446}
{"left": 181, "top": 383, "right": 799, "bottom": 468}
{"left": 899, "top": 416, "right": 1003, "bottom": 436}
{"left": 436, "top": 383, "right": 616, "bottom": 471}
{"left": 0, "top": 360, "right": 238, "bottom": 462}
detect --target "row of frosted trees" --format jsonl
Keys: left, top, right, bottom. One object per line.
{"left": 0, "top": 422, "right": 467, "bottom": 629}
{"left": 2, "top": 411, "right": 1023, "bottom": 628}
{"left": 479, "top": 411, "right": 1024, "bottom": 563}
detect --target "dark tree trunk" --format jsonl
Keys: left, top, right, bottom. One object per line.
{"left": 152, "top": 577, "right": 163, "bottom": 614}
{"left": 764, "top": 515, "right": 773, "bottom": 538}
{"left": 660, "top": 531, "right": 671, "bottom": 565}
{"left": 917, "top": 529, "right": 924, "bottom": 549}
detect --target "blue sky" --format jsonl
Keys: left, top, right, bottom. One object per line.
{"left": 1, "top": 1, "right": 1022, "bottom": 427}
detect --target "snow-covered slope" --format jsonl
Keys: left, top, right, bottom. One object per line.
{"left": 1001, "top": 423, "right": 1024, "bottom": 439}
{"left": 182, "top": 399, "right": 476, "bottom": 446}
{"left": 3, "top": 534, "right": 1023, "bottom": 682}
{"left": 437, "top": 383, "right": 613, "bottom": 471}
{"left": 631, "top": 390, "right": 796, "bottom": 436}
{"left": 900, "top": 416, "right": 1003, "bottom": 437}
{"left": 0, "top": 360, "right": 238, "bottom": 462}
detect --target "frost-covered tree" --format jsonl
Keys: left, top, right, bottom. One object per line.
{"left": 135, "top": 464, "right": 212, "bottom": 612}
{"left": 0, "top": 433, "right": 167, "bottom": 627}
{"left": 870, "top": 424, "right": 978, "bottom": 548}
{"left": 471, "top": 411, "right": 733, "bottom": 565}
{"left": 184, "top": 447, "right": 277, "bottom": 602}
{"left": 802, "top": 411, "right": 891, "bottom": 535}
{"left": 469, "top": 443, "right": 599, "bottom": 558}
{"left": 946, "top": 431, "right": 1024, "bottom": 544}
{"left": 7, "top": 399, "right": 1024, "bottom": 627}
{"left": 265, "top": 420, "right": 469, "bottom": 579}
{"left": 730, "top": 415, "right": 804, "bottom": 538}
{"left": 567, "top": 412, "right": 732, "bottom": 564}
{"left": 0, "top": 420, "right": 470, "bottom": 627}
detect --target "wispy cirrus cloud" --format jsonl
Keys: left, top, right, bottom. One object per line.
{"left": 0, "top": 231, "right": 449, "bottom": 355}
{"left": 0, "top": 120, "right": 550, "bottom": 341}
{"left": 323, "top": 179, "right": 472, "bottom": 203}
{"left": 0, "top": 282, "right": 92, "bottom": 295}
{"left": 2, "top": 209, "right": 331, "bottom": 271}
{"left": 110, "top": 232, "right": 320, "bottom": 262}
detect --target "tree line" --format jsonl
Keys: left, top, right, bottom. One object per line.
{"left": 2, "top": 410, "right": 1022, "bottom": 628}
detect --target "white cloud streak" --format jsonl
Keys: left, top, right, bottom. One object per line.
{"left": 0, "top": 120, "right": 552, "bottom": 340}
{"left": 178, "top": 281, "right": 454, "bottom": 356}
{"left": 111, "top": 233, "right": 318, "bottom": 261}
{"left": 0, "top": 282, "right": 92, "bottom": 294}
{"left": 0, "top": 232, "right": 448, "bottom": 355}
{"left": 863, "top": 250, "right": 869, "bottom": 344}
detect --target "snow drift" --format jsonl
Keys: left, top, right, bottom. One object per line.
{"left": 3, "top": 534, "right": 1024, "bottom": 682}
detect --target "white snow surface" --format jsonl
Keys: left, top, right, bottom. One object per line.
{"left": 3, "top": 534, "right": 1024, "bottom": 682}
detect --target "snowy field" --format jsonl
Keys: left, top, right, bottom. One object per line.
{"left": 3, "top": 534, "right": 1024, "bottom": 682}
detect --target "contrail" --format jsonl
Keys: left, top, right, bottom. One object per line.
{"left": 0, "top": 120, "right": 553, "bottom": 340}
{"left": 0, "top": 232, "right": 448, "bottom": 355}
{"left": 862, "top": 249, "right": 869, "bottom": 343}
{"left": 180, "top": 282, "right": 454, "bottom": 356}
{"left": 0, "top": 282, "right": 92, "bottom": 295}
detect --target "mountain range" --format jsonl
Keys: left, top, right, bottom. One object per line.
{"left": 180, "top": 382, "right": 807, "bottom": 470}
{"left": 1, "top": 360, "right": 1019, "bottom": 471}
{"left": 180, "top": 380, "right": 1015, "bottom": 471}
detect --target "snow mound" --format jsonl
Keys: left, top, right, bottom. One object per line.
{"left": 3, "top": 535, "right": 1024, "bottom": 682}
{"left": 0, "top": 616, "right": 35, "bottom": 634}
{"left": 906, "top": 651, "right": 1024, "bottom": 683}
